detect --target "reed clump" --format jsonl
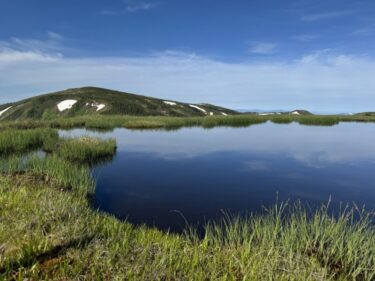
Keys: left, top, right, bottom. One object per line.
{"left": 297, "top": 116, "right": 340, "bottom": 126}
{"left": 270, "top": 115, "right": 294, "bottom": 124}
{"left": 0, "top": 129, "right": 58, "bottom": 155}
{"left": 52, "top": 137, "right": 117, "bottom": 163}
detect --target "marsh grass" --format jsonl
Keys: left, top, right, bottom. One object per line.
{"left": 270, "top": 115, "right": 294, "bottom": 124}
{"left": 0, "top": 154, "right": 94, "bottom": 194}
{"left": 297, "top": 116, "right": 340, "bottom": 126}
{"left": 51, "top": 137, "right": 117, "bottom": 163}
{"left": 1, "top": 114, "right": 375, "bottom": 130}
{"left": 0, "top": 129, "right": 58, "bottom": 155}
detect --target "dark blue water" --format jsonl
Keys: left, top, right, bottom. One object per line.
{"left": 61, "top": 122, "right": 375, "bottom": 232}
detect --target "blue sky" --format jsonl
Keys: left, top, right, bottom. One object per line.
{"left": 1, "top": 0, "right": 375, "bottom": 112}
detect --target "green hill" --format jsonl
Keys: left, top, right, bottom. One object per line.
{"left": 0, "top": 87, "right": 237, "bottom": 120}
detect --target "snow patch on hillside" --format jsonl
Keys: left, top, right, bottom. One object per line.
{"left": 57, "top": 100, "right": 77, "bottom": 111}
{"left": 221, "top": 112, "right": 228, "bottom": 116}
{"left": 189, "top": 104, "right": 207, "bottom": 114}
{"left": 258, "top": 112, "right": 275, "bottom": 116}
{"left": 291, "top": 111, "right": 300, "bottom": 115}
{"left": 163, "top": 101, "right": 176, "bottom": 106}
{"left": 0, "top": 106, "right": 12, "bottom": 116}
{"left": 96, "top": 104, "right": 106, "bottom": 111}
{"left": 209, "top": 112, "right": 213, "bottom": 116}
{"left": 85, "top": 102, "right": 106, "bottom": 111}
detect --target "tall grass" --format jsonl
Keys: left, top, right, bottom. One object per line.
{"left": 0, "top": 154, "right": 94, "bottom": 194}
{"left": 0, "top": 128, "right": 58, "bottom": 155}
{"left": 297, "top": 116, "right": 340, "bottom": 126}
{"left": 51, "top": 137, "right": 117, "bottom": 163}
{"left": 2, "top": 114, "right": 375, "bottom": 130}
{"left": 270, "top": 115, "right": 294, "bottom": 124}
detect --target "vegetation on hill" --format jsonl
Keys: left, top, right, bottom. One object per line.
{"left": 0, "top": 87, "right": 236, "bottom": 120}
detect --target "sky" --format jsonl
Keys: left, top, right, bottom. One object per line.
{"left": 1, "top": 0, "right": 375, "bottom": 113}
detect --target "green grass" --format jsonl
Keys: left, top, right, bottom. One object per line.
{"left": 0, "top": 129, "right": 58, "bottom": 155}
{"left": 297, "top": 116, "right": 340, "bottom": 126}
{"left": 0, "top": 154, "right": 94, "bottom": 194}
{"left": 270, "top": 115, "right": 294, "bottom": 124}
{"left": 50, "top": 137, "right": 117, "bottom": 163}
{"left": 0, "top": 143, "right": 374, "bottom": 280}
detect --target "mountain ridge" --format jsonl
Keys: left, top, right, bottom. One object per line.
{"left": 0, "top": 87, "right": 237, "bottom": 120}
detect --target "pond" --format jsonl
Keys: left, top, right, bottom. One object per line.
{"left": 61, "top": 122, "right": 375, "bottom": 232}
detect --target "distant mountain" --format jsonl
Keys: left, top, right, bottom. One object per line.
{"left": 242, "top": 109, "right": 313, "bottom": 116}
{"left": 0, "top": 87, "right": 237, "bottom": 120}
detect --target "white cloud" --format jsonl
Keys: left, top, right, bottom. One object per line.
{"left": 1, "top": 39, "right": 375, "bottom": 113}
{"left": 301, "top": 10, "right": 352, "bottom": 22}
{"left": 0, "top": 48, "right": 59, "bottom": 64}
{"left": 248, "top": 42, "right": 277, "bottom": 55}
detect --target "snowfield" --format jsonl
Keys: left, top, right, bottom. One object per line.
{"left": 189, "top": 104, "right": 207, "bottom": 114}
{"left": 57, "top": 100, "right": 77, "bottom": 111}
{"left": 163, "top": 101, "right": 176, "bottom": 106}
{"left": 258, "top": 112, "right": 275, "bottom": 116}
{"left": 85, "top": 102, "right": 106, "bottom": 111}
{"left": 0, "top": 106, "right": 12, "bottom": 117}
{"left": 96, "top": 104, "right": 106, "bottom": 111}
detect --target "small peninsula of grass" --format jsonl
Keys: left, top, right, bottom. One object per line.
{"left": 51, "top": 137, "right": 117, "bottom": 163}
{"left": 0, "top": 129, "right": 374, "bottom": 280}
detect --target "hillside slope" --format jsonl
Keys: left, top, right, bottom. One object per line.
{"left": 0, "top": 87, "right": 237, "bottom": 120}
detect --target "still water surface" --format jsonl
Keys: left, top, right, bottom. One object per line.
{"left": 61, "top": 122, "right": 375, "bottom": 232}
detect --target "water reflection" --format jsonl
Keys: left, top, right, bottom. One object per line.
{"left": 61, "top": 122, "right": 375, "bottom": 232}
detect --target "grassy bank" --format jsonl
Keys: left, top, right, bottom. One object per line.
{"left": 1, "top": 171, "right": 374, "bottom": 280}
{"left": 1, "top": 114, "right": 375, "bottom": 131}
{"left": 0, "top": 136, "right": 374, "bottom": 280}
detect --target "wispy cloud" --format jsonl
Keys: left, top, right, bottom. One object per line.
{"left": 100, "top": 1, "right": 158, "bottom": 15}
{"left": 301, "top": 10, "right": 353, "bottom": 22}
{"left": 0, "top": 32, "right": 64, "bottom": 54}
{"left": 291, "top": 34, "right": 318, "bottom": 42}
{"left": 248, "top": 42, "right": 277, "bottom": 55}
{"left": 127, "top": 2, "right": 158, "bottom": 12}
